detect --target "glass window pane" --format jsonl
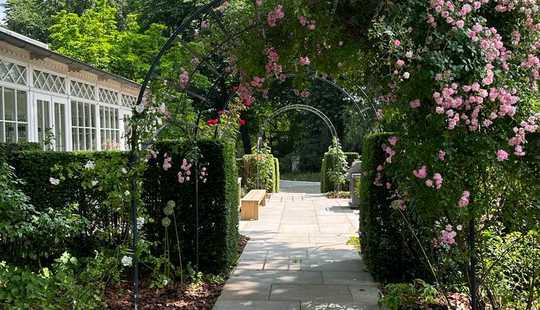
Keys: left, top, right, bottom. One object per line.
{"left": 79, "top": 128, "right": 85, "bottom": 151}
{"left": 17, "top": 124, "right": 27, "bottom": 142}
{"left": 99, "top": 107, "right": 104, "bottom": 129}
{"left": 84, "top": 103, "right": 90, "bottom": 127}
{"left": 92, "top": 129, "right": 96, "bottom": 150}
{"left": 72, "top": 128, "right": 78, "bottom": 151}
{"left": 71, "top": 101, "right": 77, "bottom": 126}
{"left": 4, "top": 88, "right": 15, "bottom": 121}
{"left": 0, "top": 89, "right": 4, "bottom": 121}
{"left": 5, "top": 122, "right": 15, "bottom": 142}
{"left": 17, "top": 91, "right": 27, "bottom": 122}
{"left": 90, "top": 104, "right": 95, "bottom": 128}
{"left": 85, "top": 128, "right": 91, "bottom": 150}
{"left": 44, "top": 101, "right": 50, "bottom": 132}
{"left": 78, "top": 102, "right": 84, "bottom": 127}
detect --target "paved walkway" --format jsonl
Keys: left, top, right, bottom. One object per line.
{"left": 280, "top": 180, "right": 321, "bottom": 194}
{"left": 213, "top": 193, "right": 380, "bottom": 310}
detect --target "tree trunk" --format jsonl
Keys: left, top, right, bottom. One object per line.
{"left": 241, "top": 125, "right": 252, "bottom": 154}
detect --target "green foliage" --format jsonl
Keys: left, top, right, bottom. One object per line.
{"left": 481, "top": 229, "right": 539, "bottom": 309}
{"left": 320, "top": 141, "right": 358, "bottom": 193}
{"left": 0, "top": 251, "right": 120, "bottom": 309}
{"left": 380, "top": 280, "right": 439, "bottom": 310}
{"left": 359, "top": 132, "right": 427, "bottom": 282}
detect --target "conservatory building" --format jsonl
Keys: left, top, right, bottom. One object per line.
{"left": 0, "top": 26, "right": 139, "bottom": 151}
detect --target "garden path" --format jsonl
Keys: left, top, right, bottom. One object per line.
{"left": 280, "top": 180, "right": 321, "bottom": 194}
{"left": 213, "top": 193, "right": 380, "bottom": 310}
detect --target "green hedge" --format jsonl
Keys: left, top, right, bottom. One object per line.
{"left": 5, "top": 140, "right": 239, "bottom": 275}
{"left": 0, "top": 142, "right": 41, "bottom": 160}
{"left": 5, "top": 150, "right": 130, "bottom": 265}
{"left": 143, "top": 140, "right": 239, "bottom": 274}
{"left": 359, "top": 133, "right": 427, "bottom": 282}
{"left": 240, "top": 154, "right": 279, "bottom": 193}
{"left": 320, "top": 151, "right": 360, "bottom": 193}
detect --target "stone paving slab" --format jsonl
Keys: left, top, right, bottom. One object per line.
{"left": 213, "top": 192, "right": 381, "bottom": 309}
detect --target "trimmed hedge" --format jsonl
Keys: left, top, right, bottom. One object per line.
{"left": 359, "top": 133, "right": 427, "bottom": 282}
{"left": 5, "top": 140, "right": 239, "bottom": 275}
{"left": 273, "top": 157, "right": 280, "bottom": 192}
{"left": 143, "top": 140, "right": 239, "bottom": 274}
{"left": 0, "top": 142, "right": 41, "bottom": 160}
{"left": 240, "top": 154, "right": 279, "bottom": 193}
{"left": 320, "top": 151, "right": 360, "bottom": 193}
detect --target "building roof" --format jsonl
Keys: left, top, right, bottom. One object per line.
{"left": 0, "top": 26, "right": 141, "bottom": 89}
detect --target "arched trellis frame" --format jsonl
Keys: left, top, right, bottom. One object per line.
{"left": 127, "top": 0, "right": 378, "bottom": 308}
{"left": 255, "top": 104, "right": 339, "bottom": 189}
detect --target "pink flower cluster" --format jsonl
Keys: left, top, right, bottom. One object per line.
{"left": 179, "top": 70, "right": 190, "bottom": 89}
{"left": 298, "top": 16, "right": 316, "bottom": 30}
{"left": 299, "top": 56, "right": 311, "bottom": 66}
{"left": 265, "top": 47, "right": 284, "bottom": 78}
{"left": 426, "top": 173, "right": 444, "bottom": 190}
{"left": 438, "top": 224, "right": 457, "bottom": 247}
{"left": 163, "top": 153, "right": 172, "bottom": 171}
{"left": 267, "top": 5, "right": 284, "bottom": 27}
{"left": 438, "top": 149, "right": 446, "bottom": 161}
{"left": 468, "top": 24, "right": 511, "bottom": 67}
{"left": 458, "top": 191, "right": 470, "bottom": 208}
{"left": 508, "top": 113, "right": 540, "bottom": 156}
{"left": 177, "top": 159, "right": 192, "bottom": 184}
{"left": 496, "top": 149, "right": 509, "bottom": 161}
{"left": 250, "top": 76, "right": 265, "bottom": 88}
{"left": 433, "top": 82, "right": 519, "bottom": 131}
{"left": 430, "top": 0, "right": 489, "bottom": 30}
{"left": 521, "top": 54, "right": 540, "bottom": 85}
{"left": 414, "top": 165, "right": 443, "bottom": 189}
{"left": 236, "top": 83, "right": 255, "bottom": 107}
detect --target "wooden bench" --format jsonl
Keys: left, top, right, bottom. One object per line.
{"left": 240, "top": 190, "right": 267, "bottom": 220}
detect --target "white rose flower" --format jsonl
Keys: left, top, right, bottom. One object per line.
{"left": 406, "top": 51, "right": 413, "bottom": 58}
{"left": 124, "top": 190, "right": 130, "bottom": 196}
{"left": 49, "top": 177, "right": 60, "bottom": 185}
{"left": 121, "top": 255, "right": 133, "bottom": 267}
{"left": 403, "top": 72, "right": 410, "bottom": 79}
{"left": 84, "top": 160, "right": 95, "bottom": 170}
{"left": 121, "top": 168, "right": 128, "bottom": 174}
{"left": 91, "top": 180, "right": 99, "bottom": 187}
{"left": 135, "top": 104, "right": 145, "bottom": 114}
{"left": 137, "top": 217, "right": 145, "bottom": 230}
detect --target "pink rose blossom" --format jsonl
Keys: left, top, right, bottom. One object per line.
{"left": 413, "top": 165, "right": 428, "bottom": 179}
{"left": 496, "top": 149, "right": 509, "bottom": 161}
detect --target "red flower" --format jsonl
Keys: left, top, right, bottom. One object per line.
{"left": 207, "top": 118, "right": 219, "bottom": 126}
{"left": 239, "top": 119, "right": 247, "bottom": 126}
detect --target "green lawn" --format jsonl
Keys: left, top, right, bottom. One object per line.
{"left": 281, "top": 171, "right": 320, "bottom": 182}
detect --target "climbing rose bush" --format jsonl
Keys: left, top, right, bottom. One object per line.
{"left": 367, "top": 0, "right": 540, "bottom": 307}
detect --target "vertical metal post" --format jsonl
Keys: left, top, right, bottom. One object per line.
{"left": 128, "top": 151, "right": 139, "bottom": 310}
{"left": 195, "top": 160, "right": 200, "bottom": 268}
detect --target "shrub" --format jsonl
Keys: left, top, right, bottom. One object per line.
{"left": 142, "top": 140, "right": 239, "bottom": 274}
{"left": 240, "top": 153, "right": 279, "bottom": 193}
{"left": 359, "top": 132, "right": 428, "bottom": 282}
{"left": 320, "top": 149, "right": 359, "bottom": 193}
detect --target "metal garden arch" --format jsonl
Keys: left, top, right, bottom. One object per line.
{"left": 126, "top": 1, "right": 378, "bottom": 308}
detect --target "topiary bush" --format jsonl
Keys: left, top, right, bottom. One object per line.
{"left": 240, "top": 153, "right": 279, "bottom": 193}
{"left": 359, "top": 132, "right": 428, "bottom": 282}
{"left": 321, "top": 150, "right": 359, "bottom": 193}
{"left": 142, "top": 140, "right": 239, "bottom": 274}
